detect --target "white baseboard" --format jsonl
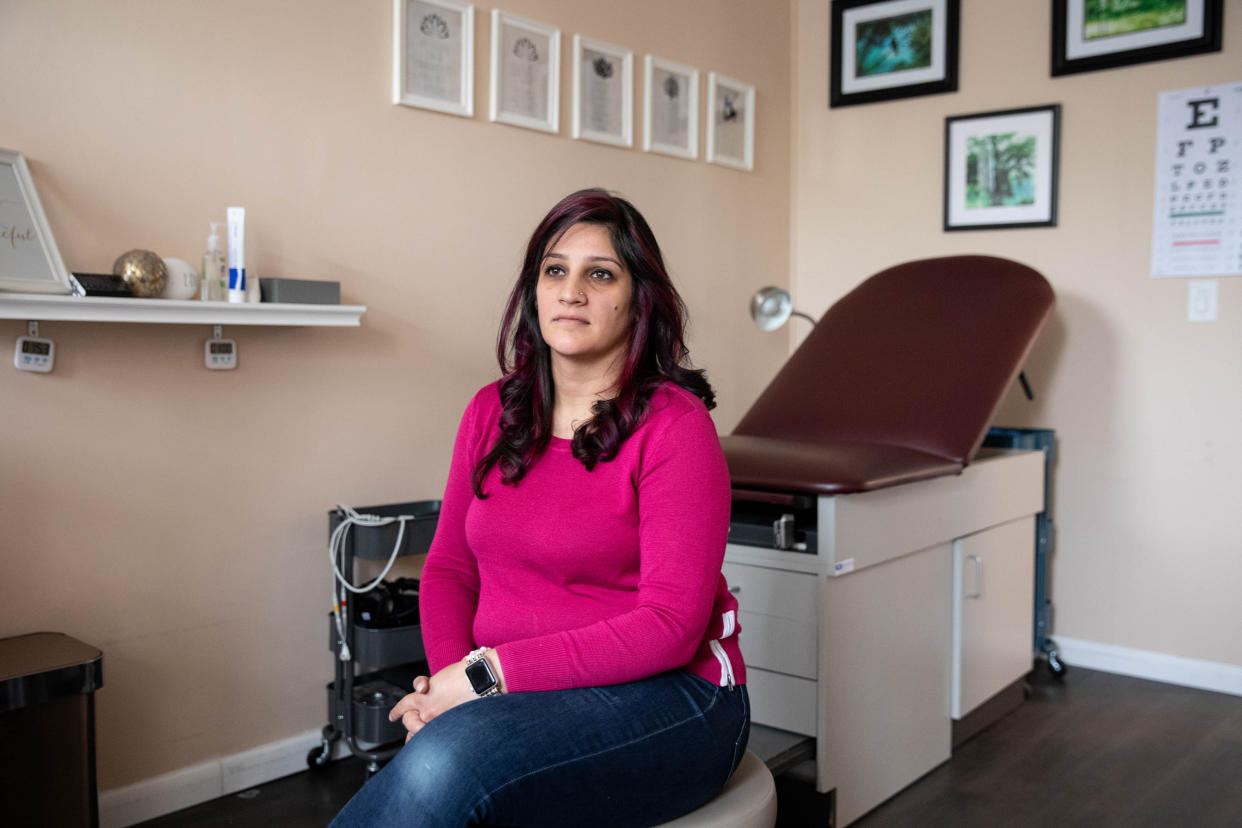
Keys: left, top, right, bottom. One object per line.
{"left": 99, "top": 728, "right": 344, "bottom": 828}
{"left": 1053, "top": 636, "right": 1242, "bottom": 697}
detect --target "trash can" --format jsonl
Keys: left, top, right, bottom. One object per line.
{"left": 0, "top": 632, "right": 104, "bottom": 828}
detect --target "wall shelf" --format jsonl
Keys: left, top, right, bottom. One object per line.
{"left": 0, "top": 293, "right": 365, "bottom": 327}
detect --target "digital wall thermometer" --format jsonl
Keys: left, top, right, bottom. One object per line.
{"left": 14, "top": 333, "right": 55, "bottom": 373}
{"left": 205, "top": 336, "right": 237, "bottom": 370}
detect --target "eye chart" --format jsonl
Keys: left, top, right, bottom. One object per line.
{"left": 1151, "top": 81, "right": 1242, "bottom": 278}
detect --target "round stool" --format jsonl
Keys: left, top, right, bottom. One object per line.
{"left": 655, "top": 751, "right": 777, "bottom": 827}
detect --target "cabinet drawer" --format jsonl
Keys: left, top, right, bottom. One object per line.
{"left": 722, "top": 562, "right": 817, "bottom": 679}
{"left": 746, "top": 667, "right": 817, "bottom": 737}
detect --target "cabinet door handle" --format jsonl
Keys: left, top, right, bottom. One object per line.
{"left": 965, "top": 554, "right": 983, "bottom": 599}
{"left": 729, "top": 585, "right": 743, "bottom": 595}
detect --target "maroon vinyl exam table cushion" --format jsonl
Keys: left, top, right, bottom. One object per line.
{"left": 722, "top": 255, "right": 1055, "bottom": 495}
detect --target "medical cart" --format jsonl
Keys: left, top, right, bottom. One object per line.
{"left": 308, "top": 500, "right": 440, "bottom": 775}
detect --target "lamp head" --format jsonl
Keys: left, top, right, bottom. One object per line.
{"left": 749, "top": 286, "right": 793, "bottom": 331}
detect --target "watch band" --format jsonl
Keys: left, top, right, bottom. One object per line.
{"left": 464, "top": 647, "right": 501, "bottom": 697}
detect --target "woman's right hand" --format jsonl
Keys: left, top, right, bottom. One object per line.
{"left": 391, "top": 676, "right": 431, "bottom": 743}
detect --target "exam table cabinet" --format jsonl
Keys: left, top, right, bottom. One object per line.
{"left": 724, "top": 450, "right": 1042, "bottom": 826}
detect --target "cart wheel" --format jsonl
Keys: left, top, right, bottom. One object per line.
{"left": 1046, "top": 647, "right": 1067, "bottom": 680}
{"left": 307, "top": 741, "right": 333, "bottom": 770}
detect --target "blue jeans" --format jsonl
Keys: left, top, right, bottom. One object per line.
{"left": 329, "top": 671, "right": 750, "bottom": 827}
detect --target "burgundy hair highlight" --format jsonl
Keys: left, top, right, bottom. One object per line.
{"left": 471, "top": 188, "right": 714, "bottom": 497}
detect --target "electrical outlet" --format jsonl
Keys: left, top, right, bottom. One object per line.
{"left": 1187, "top": 280, "right": 1218, "bottom": 322}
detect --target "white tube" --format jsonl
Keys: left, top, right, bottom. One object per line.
{"left": 227, "top": 206, "right": 246, "bottom": 304}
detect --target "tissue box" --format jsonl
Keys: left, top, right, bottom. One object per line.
{"left": 258, "top": 278, "right": 340, "bottom": 304}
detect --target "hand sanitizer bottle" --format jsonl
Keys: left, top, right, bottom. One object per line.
{"left": 201, "top": 222, "right": 226, "bottom": 301}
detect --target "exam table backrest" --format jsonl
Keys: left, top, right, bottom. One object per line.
{"left": 724, "top": 255, "right": 1054, "bottom": 495}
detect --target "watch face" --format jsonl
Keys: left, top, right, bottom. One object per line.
{"left": 466, "top": 658, "right": 497, "bottom": 694}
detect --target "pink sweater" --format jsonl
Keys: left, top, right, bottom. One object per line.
{"left": 419, "top": 381, "right": 745, "bottom": 692}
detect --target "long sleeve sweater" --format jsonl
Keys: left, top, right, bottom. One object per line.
{"left": 418, "top": 381, "right": 745, "bottom": 693}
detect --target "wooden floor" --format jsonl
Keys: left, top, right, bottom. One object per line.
{"left": 138, "top": 666, "right": 1242, "bottom": 827}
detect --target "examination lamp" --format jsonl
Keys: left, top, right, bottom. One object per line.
{"left": 748, "top": 286, "right": 817, "bottom": 331}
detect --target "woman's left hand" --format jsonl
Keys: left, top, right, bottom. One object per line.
{"left": 388, "top": 661, "right": 480, "bottom": 740}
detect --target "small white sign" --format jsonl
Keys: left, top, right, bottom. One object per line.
{"left": 832, "top": 557, "right": 856, "bottom": 576}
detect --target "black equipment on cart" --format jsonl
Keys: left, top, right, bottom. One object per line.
{"left": 308, "top": 500, "right": 440, "bottom": 776}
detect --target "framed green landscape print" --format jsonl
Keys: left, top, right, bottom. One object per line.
{"left": 1052, "top": 0, "right": 1223, "bottom": 76}
{"left": 830, "top": 0, "right": 960, "bottom": 108}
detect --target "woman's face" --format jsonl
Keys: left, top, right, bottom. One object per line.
{"left": 536, "top": 222, "right": 634, "bottom": 371}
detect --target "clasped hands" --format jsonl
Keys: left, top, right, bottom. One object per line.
{"left": 388, "top": 660, "right": 479, "bottom": 743}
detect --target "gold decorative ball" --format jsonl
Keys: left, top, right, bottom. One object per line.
{"left": 113, "top": 249, "right": 168, "bottom": 298}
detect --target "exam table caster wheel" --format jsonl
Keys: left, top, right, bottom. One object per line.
{"left": 1045, "top": 642, "right": 1067, "bottom": 680}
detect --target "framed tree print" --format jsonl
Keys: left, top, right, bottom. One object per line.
{"left": 944, "top": 105, "right": 1062, "bottom": 231}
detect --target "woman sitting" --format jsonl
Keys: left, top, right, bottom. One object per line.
{"left": 331, "top": 188, "right": 747, "bottom": 827}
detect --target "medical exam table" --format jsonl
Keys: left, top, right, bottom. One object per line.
{"left": 722, "top": 256, "right": 1054, "bottom": 826}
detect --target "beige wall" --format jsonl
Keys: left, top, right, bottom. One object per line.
{"left": 0, "top": 0, "right": 791, "bottom": 788}
{"left": 794, "top": 0, "right": 1242, "bottom": 669}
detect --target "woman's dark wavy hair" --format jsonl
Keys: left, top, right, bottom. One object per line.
{"left": 471, "top": 188, "right": 715, "bottom": 497}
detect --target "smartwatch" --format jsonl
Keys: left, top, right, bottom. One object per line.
{"left": 464, "top": 648, "right": 501, "bottom": 697}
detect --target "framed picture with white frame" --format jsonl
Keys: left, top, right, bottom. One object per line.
{"left": 489, "top": 9, "right": 560, "bottom": 133}
{"left": 643, "top": 56, "right": 699, "bottom": 160}
{"left": 392, "top": 0, "right": 474, "bottom": 117}
{"left": 572, "top": 35, "right": 633, "bottom": 148}
{"left": 706, "top": 72, "right": 755, "bottom": 171}
{"left": 0, "top": 148, "right": 74, "bottom": 294}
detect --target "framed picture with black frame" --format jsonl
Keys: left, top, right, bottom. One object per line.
{"left": 1052, "top": 0, "right": 1223, "bottom": 76}
{"left": 943, "top": 104, "right": 1061, "bottom": 232}
{"left": 830, "top": 0, "right": 960, "bottom": 108}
